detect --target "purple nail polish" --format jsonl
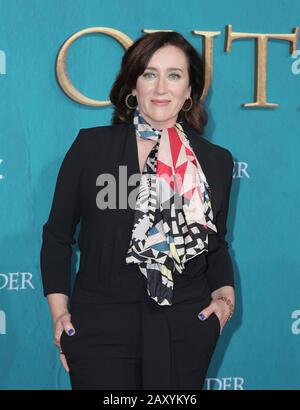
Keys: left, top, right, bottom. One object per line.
{"left": 67, "top": 329, "right": 74, "bottom": 336}
{"left": 198, "top": 313, "right": 205, "bottom": 320}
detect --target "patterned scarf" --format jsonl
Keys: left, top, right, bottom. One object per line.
{"left": 125, "top": 106, "right": 217, "bottom": 306}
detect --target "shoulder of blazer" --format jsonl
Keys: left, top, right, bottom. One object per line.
{"left": 80, "top": 123, "right": 127, "bottom": 136}
{"left": 76, "top": 123, "right": 128, "bottom": 151}
{"left": 203, "top": 134, "right": 234, "bottom": 170}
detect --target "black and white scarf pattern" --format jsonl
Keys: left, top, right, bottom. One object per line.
{"left": 125, "top": 106, "right": 217, "bottom": 305}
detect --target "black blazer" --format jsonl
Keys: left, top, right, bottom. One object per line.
{"left": 40, "top": 121, "right": 235, "bottom": 305}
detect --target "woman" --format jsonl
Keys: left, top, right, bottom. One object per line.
{"left": 40, "top": 31, "right": 235, "bottom": 390}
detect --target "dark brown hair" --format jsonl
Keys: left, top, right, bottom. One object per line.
{"left": 109, "top": 31, "right": 208, "bottom": 134}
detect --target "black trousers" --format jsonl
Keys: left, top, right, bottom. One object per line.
{"left": 60, "top": 293, "right": 221, "bottom": 390}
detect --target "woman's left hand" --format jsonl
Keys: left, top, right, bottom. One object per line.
{"left": 198, "top": 298, "right": 233, "bottom": 334}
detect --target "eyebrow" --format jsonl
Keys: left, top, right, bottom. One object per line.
{"left": 145, "top": 66, "right": 183, "bottom": 72}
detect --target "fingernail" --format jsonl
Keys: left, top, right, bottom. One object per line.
{"left": 198, "top": 313, "right": 205, "bottom": 320}
{"left": 67, "top": 329, "right": 75, "bottom": 336}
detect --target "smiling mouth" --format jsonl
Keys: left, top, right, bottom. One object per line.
{"left": 151, "top": 100, "right": 171, "bottom": 105}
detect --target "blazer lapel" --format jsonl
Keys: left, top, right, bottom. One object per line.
{"left": 122, "top": 122, "right": 141, "bottom": 176}
{"left": 115, "top": 123, "right": 141, "bottom": 234}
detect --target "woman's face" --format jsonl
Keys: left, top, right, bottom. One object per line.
{"left": 132, "top": 45, "right": 191, "bottom": 129}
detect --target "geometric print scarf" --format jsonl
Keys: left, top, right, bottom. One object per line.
{"left": 125, "top": 106, "right": 217, "bottom": 306}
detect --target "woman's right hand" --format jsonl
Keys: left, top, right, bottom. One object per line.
{"left": 53, "top": 312, "right": 76, "bottom": 373}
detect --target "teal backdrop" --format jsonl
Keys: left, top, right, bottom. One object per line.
{"left": 0, "top": 0, "right": 299, "bottom": 390}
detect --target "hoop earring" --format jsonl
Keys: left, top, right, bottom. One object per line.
{"left": 181, "top": 97, "right": 193, "bottom": 112}
{"left": 125, "top": 93, "right": 137, "bottom": 109}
